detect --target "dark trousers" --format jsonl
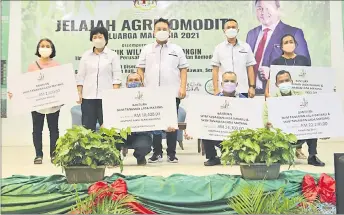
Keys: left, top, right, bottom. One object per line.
{"left": 126, "top": 134, "right": 152, "bottom": 160}
{"left": 152, "top": 98, "right": 180, "bottom": 157}
{"left": 81, "top": 99, "right": 103, "bottom": 131}
{"left": 31, "top": 110, "right": 60, "bottom": 157}
{"left": 203, "top": 139, "right": 222, "bottom": 159}
{"left": 296, "top": 138, "right": 318, "bottom": 156}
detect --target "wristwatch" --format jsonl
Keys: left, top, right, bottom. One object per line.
{"left": 249, "top": 85, "right": 256, "bottom": 89}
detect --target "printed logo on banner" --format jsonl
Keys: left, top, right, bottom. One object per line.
{"left": 133, "top": 0, "right": 157, "bottom": 10}
{"left": 220, "top": 99, "right": 230, "bottom": 109}
{"left": 186, "top": 82, "right": 202, "bottom": 92}
{"left": 135, "top": 91, "right": 144, "bottom": 100}
{"left": 37, "top": 72, "right": 44, "bottom": 81}
{"left": 300, "top": 97, "right": 308, "bottom": 108}
{"left": 299, "top": 69, "right": 307, "bottom": 78}
{"left": 204, "top": 79, "right": 214, "bottom": 95}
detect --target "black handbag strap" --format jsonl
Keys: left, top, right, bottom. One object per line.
{"left": 35, "top": 61, "right": 43, "bottom": 70}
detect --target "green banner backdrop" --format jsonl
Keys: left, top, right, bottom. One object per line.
{"left": 0, "top": 0, "right": 333, "bottom": 117}
{"left": 1, "top": 0, "right": 10, "bottom": 118}
{"left": 20, "top": 1, "right": 331, "bottom": 81}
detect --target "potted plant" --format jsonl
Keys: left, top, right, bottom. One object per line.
{"left": 53, "top": 125, "right": 130, "bottom": 184}
{"left": 221, "top": 128, "right": 297, "bottom": 180}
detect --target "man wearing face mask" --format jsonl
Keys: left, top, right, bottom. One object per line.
{"left": 263, "top": 70, "right": 325, "bottom": 166}
{"left": 201, "top": 72, "right": 246, "bottom": 166}
{"left": 76, "top": 26, "right": 122, "bottom": 132}
{"left": 246, "top": 0, "right": 310, "bottom": 95}
{"left": 136, "top": 18, "right": 189, "bottom": 163}
{"left": 115, "top": 73, "right": 155, "bottom": 165}
{"left": 211, "top": 18, "right": 256, "bottom": 98}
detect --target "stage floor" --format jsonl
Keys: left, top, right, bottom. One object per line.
{"left": 1, "top": 139, "right": 343, "bottom": 178}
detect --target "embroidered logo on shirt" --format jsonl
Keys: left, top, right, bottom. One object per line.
{"left": 169, "top": 50, "right": 178, "bottom": 57}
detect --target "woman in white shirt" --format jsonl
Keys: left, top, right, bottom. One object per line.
{"left": 76, "top": 27, "right": 122, "bottom": 131}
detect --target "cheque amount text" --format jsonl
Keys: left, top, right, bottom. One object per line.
{"left": 217, "top": 124, "right": 244, "bottom": 130}
{"left": 300, "top": 122, "right": 328, "bottom": 127}
{"left": 134, "top": 112, "right": 160, "bottom": 117}
{"left": 39, "top": 89, "right": 60, "bottom": 97}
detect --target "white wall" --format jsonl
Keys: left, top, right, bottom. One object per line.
{"left": 1, "top": 1, "right": 344, "bottom": 146}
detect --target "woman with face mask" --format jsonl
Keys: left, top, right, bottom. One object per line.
{"left": 8, "top": 38, "right": 61, "bottom": 164}
{"left": 266, "top": 34, "right": 312, "bottom": 160}
{"left": 76, "top": 27, "right": 122, "bottom": 132}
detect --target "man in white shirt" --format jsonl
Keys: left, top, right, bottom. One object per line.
{"left": 136, "top": 18, "right": 189, "bottom": 163}
{"left": 211, "top": 18, "right": 257, "bottom": 98}
{"left": 76, "top": 26, "right": 122, "bottom": 131}
{"left": 246, "top": 0, "right": 310, "bottom": 95}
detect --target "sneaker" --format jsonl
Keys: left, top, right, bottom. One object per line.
{"left": 204, "top": 157, "right": 221, "bottom": 166}
{"left": 148, "top": 154, "right": 163, "bottom": 163}
{"left": 137, "top": 158, "right": 147, "bottom": 166}
{"left": 167, "top": 155, "right": 178, "bottom": 163}
{"left": 34, "top": 156, "right": 43, "bottom": 164}
{"left": 308, "top": 155, "right": 325, "bottom": 167}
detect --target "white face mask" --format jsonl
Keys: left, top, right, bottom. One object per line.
{"left": 39, "top": 48, "right": 52, "bottom": 58}
{"left": 155, "top": 31, "right": 169, "bottom": 42}
{"left": 278, "top": 82, "right": 293, "bottom": 94}
{"left": 225, "top": 28, "right": 238, "bottom": 39}
{"left": 92, "top": 38, "right": 106, "bottom": 49}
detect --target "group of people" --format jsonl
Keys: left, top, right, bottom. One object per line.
{"left": 8, "top": 0, "right": 325, "bottom": 167}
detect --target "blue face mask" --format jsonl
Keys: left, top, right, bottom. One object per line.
{"left": 127, "top": 81, "right": 142, "bottom": 88}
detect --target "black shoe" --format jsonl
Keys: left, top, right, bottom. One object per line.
{"left": 34, "top": 156, "right": 43, "bottom": 164}
{"left": 204, "top": 157, "right": 221, "bottom": 166}
{"left": 308, "top": 155, "right": 325, "bottom": 166}
{"left": 148, "top": 154, "right": 163, "bottom": 163}
{"left": 167, "top": 155, "right": 178, "bottom": 163}
{"left": 137, "top": 158, "right": 147, "bottom": 166}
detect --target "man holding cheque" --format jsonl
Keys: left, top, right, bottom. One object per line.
{"left": 185, "top": 72, "right": 247, "bottom": 166}
{"left": 113, "top": 73, "right": 175, "bottom": 165}
{"left": 264, "top": 70, "right": 325, "bottom": 166}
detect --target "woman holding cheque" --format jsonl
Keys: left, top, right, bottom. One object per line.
{"left": 76, "top": 26, "right": 122, "bottom": 132}
{"left": 265, "top": 34, "right": 312, "bottom": 160}
{"left": 8, "top": 38, "right": 61, "bottom": 164}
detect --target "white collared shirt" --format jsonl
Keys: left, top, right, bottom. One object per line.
{"left": 211, "top": 40, "right": 256, "bottom": 93}
{"left": 253, "top": 21, "right": 280, "bottom": 89}
{"left": 76, "top": 47, "right": 122, "bottom": 99}
{"left": 136, "top": 41, "right": 189, "bottom": 97}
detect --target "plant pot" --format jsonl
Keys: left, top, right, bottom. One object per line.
{"left": 240, "top": 163, "right": 281, "bottom": 180}
{"left": 64, "top": 166, "right": 106, "bottom": 184}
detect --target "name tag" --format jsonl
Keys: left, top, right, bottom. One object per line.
{"left": 168, "top": 53, "right": 178, "bottom": 57}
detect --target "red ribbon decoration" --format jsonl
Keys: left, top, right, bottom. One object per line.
{"left": 88, "top": 179, "right": 155, "bottom": 214}
{"left": 302, "top": 173, "right": 336, "bottom": 204}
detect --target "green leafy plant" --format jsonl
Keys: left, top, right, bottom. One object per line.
{"left": 71, "top": 187, "right": 135, "bottom": 214}
{"left": 221, "top": 128, "right": 297, "bottom": 166}
{"left": 228, "top": 183, "right": 319, "bottom": 214}
{"left": 53, "top": 125, "right": 130, "bottom": 172}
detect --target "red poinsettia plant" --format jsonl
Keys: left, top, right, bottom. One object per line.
{"left": 71, "top": 179, "right": 155, "bottom": 214}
